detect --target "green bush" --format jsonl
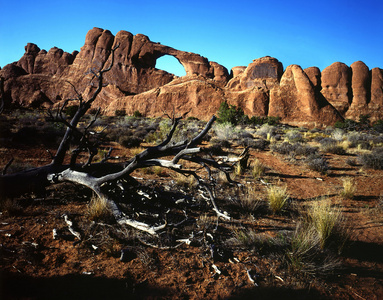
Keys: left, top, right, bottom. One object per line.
{"left": 334, "top": 119, "right": 358, "bottom": 131}
{"left": 217, "top": 101, "right": 248, "bottom": 125}
{"left": 115, "top": 109, "right": 126, "bottom": 117}
{"left": 65, "top": 105, "right": 79, "bottom": 118}
{"left": 133, "top": 110, "right": 143, "bottom": 118}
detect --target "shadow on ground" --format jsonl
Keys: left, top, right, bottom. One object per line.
{"left": 0, "top": 271, "right": 173, "bottom": 300}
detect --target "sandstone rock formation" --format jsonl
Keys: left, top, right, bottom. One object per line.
{"left": 1, "top": 27, "right": 383, "bottom": 127}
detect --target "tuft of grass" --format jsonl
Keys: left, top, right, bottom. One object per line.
{"left": 251, "top": 159, "right": 267, "bottom": 179}
{"left": 197, "top": 214, "right": 216, "bottom": 233}
{"left": 0, "top": 198, "right": 23, "bottom": 216}
{"left": 266, "top": 185, "right": 289, "bottom": 214}
{"left": 87, "top": 195, "right": 113, "bottom": 222}
{"left": 307, "top": 200, "right": 347, "bottom": 250}
{"left": 234, "top": 162, "right": 244, "bottom": 177}
{"left": 239, "top": 186, "right": 263, "bottom": 213}
{"left": 340, "top": 177, "right": 356, "bottom": 199}
{"left": 288, "top": 222, "right": 341, "bottom": 274}
{"left": 173, "top": 173, "right": 196, "bottom": 188}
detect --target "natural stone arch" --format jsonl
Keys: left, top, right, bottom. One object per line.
{"left": 155, "top": 54, "right": 186, "bottom": 77}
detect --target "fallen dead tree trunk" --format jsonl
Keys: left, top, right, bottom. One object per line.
{"left": 0, "top": 43, "right": 234, "bottom": 235}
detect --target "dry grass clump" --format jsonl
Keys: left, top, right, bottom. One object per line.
{"left": 307, "top": 199, "right": 347, "bottom": 250}
{"left": 197, "top": 214, "right": 216, "bottom": 233}
{"left": 173, "top": 173, "right": 197, "bottom": 188}
{"left": 87, "top": 195, "right": 113, "bottom": 222}
{"left": 0, "top": 198, "right": 23, "bottom": 216}
{"left": 251, "top": 159, "right": 267, "bottom": 179}
{"left": 239, "top": 186, "right": 263, "bottom": 213}
{"left": 288, "top": 222, "right": 341, "bottom": 274}
{"left": 340, "top": 177, "right": 356, "bottom": 199}
{"left": 266, "top": 185, "right": 289, "bottom": 214}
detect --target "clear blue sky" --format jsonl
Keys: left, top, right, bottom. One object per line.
{"left": 1, "top": 0, "right": 382, "bottom": 76}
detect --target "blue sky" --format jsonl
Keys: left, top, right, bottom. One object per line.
{"left": 1, "top": 0, "right": 382, "bottom": 76}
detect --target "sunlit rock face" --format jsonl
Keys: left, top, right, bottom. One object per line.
{"left": 1, "top": 27, "right": 382, "bottom": 126}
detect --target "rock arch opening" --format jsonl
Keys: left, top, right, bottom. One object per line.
{"left": 155, "top": 55, "right": 186, "bottom": 77}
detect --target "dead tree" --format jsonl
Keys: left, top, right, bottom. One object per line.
{"left": 0, "top": 44, "right": 233, "bottom": 235}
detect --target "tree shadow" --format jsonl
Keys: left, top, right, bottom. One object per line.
{"left": 228, "top": 285, "right": 326, "bottom": 300}
{"left": 342, "top": 240, "right": 383, "bottom": 264}
{"left": 0, "top": 271, "right": 174, "bottom": 300}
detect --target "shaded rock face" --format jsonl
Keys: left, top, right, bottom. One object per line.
{"left": 1, "top": 27, "right": 382, "bottom": 126}
{"left": 321, "top": 62, "right": 352, "bottom": 115}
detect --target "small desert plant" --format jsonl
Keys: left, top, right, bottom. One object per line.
{"left": 132, "top": 110, "right": 143, "bottom": 118}
{"left": 118, "top": 136, "right": 142, "bottom": 148}
{"left": 197, "top": 214, "right": 216, "bottom": 233}
{"left": 115, "top": 109, "right": 126, "bottom": 117}
{"left": 331, "top": 128, "right": 345, "bottom": 141}
{"left": 173, "top": 173, "right": 196, "bottom": 188}
{"left": 238, "top": 186, "right": 263, "bottom": 213}
{"left": 287, "top": 222, "right": 341, "bottom": 274}
{"left": 251, "top": 159, "right": 266, "bottom": 179}
{"left": 266, "top": 185, "right": 289, "bottom": 214}
{"left": 256, "top": 124, "right": 277, "bottom": 140}
{"left": 216, "top": 101, "right": 248, "bottom": 125}
{"left": 233, "top": 162, "right": 245, "bottom": 177}
{"left": 65, "top": 105, "right": 79, "bottom": 118}
{"left": 213, "top": 122, "right": 238, "bottom": 141}
{"left": 306, "top": 154, "right": 329, "bottom": 174}
{"left": 271, "top": 142, "right": 318, "bottom": 158}
{"left": 359, "top": 147, "right": 383, "bottom": 169}
{"left": 0, "top": 198, "right": 23, "bottom": 216}
{"left": 285, "top": 130, "right": 304, "bottom": 143}
{"left": 87, "top": 195, "right": 113, "bottom": 222}
{"left": 340, "top": 177, "right": 356, "bottom": 199}
{"left": 307, "top": 200, "right": 346, "bottom": 250}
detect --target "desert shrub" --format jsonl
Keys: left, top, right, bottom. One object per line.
{"left": 246, "top": 138, "right": 269, "bottom": 151}
{"left": 340, "top": 177, "right": 356, "bottom": 199}
{"left": 359, "top": 114, "right": 371, "bottom": 127}
{"left": 373, "top": 120, "right": 383, "bottom": 133}
{"left": 115, "top": 109, "right": 126, "bottom": 117}
{"left": 347, "top": 132, "right": 372, "bottom": 149}
{"left": 217, "top": 101, "right": 248, "bottom": 125}
{"left": 266, "top": 185, "right": 289, "bottom": 214}
{"left": 132, "top": 110, "right": 143, "bottom": 118}
{"left": 229, "top": 229, "right": 284, "bottom": 252}
{"left": 65, "top": 105, "right": 79, "bottom": 118}
{"left": 359, "top": 147, "right": 383, "bottom": 169}
{"left": 320, "top": 142, "right": 347, "bottom": 155}
{"left": 334, "top": 119, "right": 358, "bottom": 131}
{"left": 207, "top": 138, "right": 231, "bottom": 155}
{"left": 331, "top": 128, "right": 345, "bottom": 141}
{"left": 256, "top": 124, "right": 277, "bottom": 140}
{"left": 265, "top": 116, "right": 280, "bottom": 125}
{"left": 306, "top": 154, "right": 329, "bottom": 174}
{"left": 213, "top": 123, "right": 238, "bottom": 141}
{"left": 118, "top": 136, "right": 142, "bottom": 148}
{"left": 285, "top": 130, "right": 304, "bottom": 143}
{"left": 271, "top": 142, "right": 318, "bottom": 157}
